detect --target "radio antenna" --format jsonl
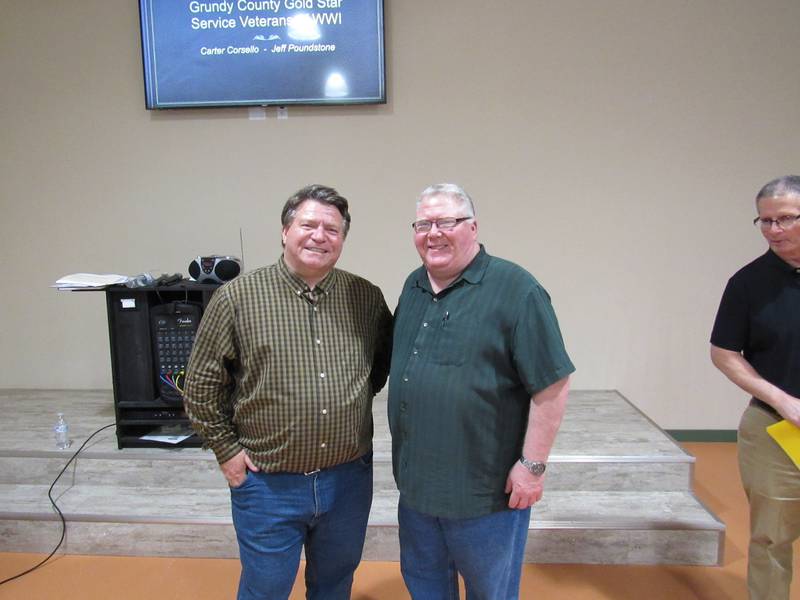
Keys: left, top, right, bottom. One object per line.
{"left": 239, "top": 227, "right": 245, "bottom": 270}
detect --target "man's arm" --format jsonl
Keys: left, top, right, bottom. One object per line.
{"left": 505, "top": 375, "right": 570, "bottom": 510}
{"left": 370, "top": 293, "right": 393, "bottom": 395}
{"left": 710, "top": 344, "right": 800, "bottom": 426}
{"left": 184, "top": 288, "right": 256, "bottom": 486}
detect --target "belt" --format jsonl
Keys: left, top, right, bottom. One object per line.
{"left": 301, "top": 451, "right": 371, "bottom": 476}
{"left": 749, "top": 397, "right": 781, "bottom": 419}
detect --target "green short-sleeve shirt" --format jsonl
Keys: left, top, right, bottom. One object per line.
{"left": 388, "top": 246, "right": 574, "bottom": 518}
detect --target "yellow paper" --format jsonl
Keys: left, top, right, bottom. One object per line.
{"left": 766, "top": 419, "right": 800, "bottom": 470}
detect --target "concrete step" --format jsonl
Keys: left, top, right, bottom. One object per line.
{"left": 0, "top": 451, "right": 691, "bottom": 493}
{"left": 0, "top": 390, "right": 695, "bottom": 493}
{"left": 0, "top": 483, "right": 723, "bottom": 565}
{"left": 0, "top": 388, "right": 723, "bottom": 566}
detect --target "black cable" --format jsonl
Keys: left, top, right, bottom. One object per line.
{"left": 0, "top": 422, "right": 116, "bottom": 587}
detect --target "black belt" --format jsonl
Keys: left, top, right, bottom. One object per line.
{"left": 749, "top": 397, "right": 780, "bottom": 419}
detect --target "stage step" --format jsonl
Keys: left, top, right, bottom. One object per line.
{"left": 0, "top": 484, "right": 722, "bottom": 565}
{"left": 0, "top": 389, "right": 724, "bottom": 565}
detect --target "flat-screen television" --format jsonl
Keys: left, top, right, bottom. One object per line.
{"left": 138, "top": 0, "right": 385, "bottom": 109}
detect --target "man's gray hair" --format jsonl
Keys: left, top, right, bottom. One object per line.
{"left": 756, "top": 175, "right": 800, "bottom": 203}
{"left": 417, "top": 183, "right": 476, "bottom": 218}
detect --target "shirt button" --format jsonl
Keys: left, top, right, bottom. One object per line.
{"left": 313, "top": 307, "right": 318, "bottom": 312}
{"left": 433, "top": 298, "right": 438, "bottom": 302}
{"left": 316, "top": 339, "right": 322, "bottom": 345}
{"left": 403, "top": 376, "right": 409, "bottom": 382}
{"left": 321, "top": 409, "right": 328, "bottom": 415}
{"left": 413, "top": 349, "right": 418, "bottom": 355}
{"left": 320, "top": 372, "right": 326, "bottom": 379}
{"left": 423, "top": 322, "right": 429, "bottom": 327}
{"left": 321, "top": 442, "right": 327, "bottom": 449}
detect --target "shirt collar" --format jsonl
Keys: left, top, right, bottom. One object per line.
{"left": 765, "top": 249, "right": 800, "bottom": 275}
{"left": 414, "top": 244, "right": 490, "bottom": 293}
{"left": 277, "top": 255, "right": 338, "bottom": 297}
{"left": 459, "top": 244, "right": 490, "bottom": 284}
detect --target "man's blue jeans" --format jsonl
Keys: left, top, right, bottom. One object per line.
{"left": 398, "top": 501, "right": 531, "bottom": 600}
{"left": 230, "top": 453, "right": 373, "bottom": 600}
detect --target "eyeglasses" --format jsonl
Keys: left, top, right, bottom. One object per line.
{"left": 411, "top": 217, "right": 472, "bottom": 233}
{"left": 753, "top": 214, "right": 800, "bottom": 230}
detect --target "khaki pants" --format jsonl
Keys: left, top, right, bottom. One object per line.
{"left": 738, "top": 405, "right": 800, "bottom": 600}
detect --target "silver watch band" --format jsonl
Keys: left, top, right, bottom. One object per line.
{"left": 519, "top": 456, "right": 546, "bottom": 476}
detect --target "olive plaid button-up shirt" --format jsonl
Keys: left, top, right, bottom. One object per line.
{"left": 184, "top": 257, "right": 392, "bottom": 473}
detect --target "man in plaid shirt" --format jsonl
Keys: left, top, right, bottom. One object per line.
{"left": 185, "top": 184, "right": 392, "bottom": 600}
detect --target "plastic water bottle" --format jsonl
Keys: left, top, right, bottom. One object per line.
{"left": 54, "top": 413, "right": 70, "bottom": 450}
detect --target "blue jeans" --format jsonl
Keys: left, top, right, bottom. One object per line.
{"left": 230, "top": 453, "right": 373, "bottom": 600}
{"left": 398, "top": 501, "right": 531, "bottom": 600}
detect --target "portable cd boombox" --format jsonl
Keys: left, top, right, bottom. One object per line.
{"left": 188, "top": 256, "right": 242, "bottom": 284}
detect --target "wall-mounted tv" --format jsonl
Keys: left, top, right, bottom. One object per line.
{"left": 138, "top": 0, "right": 385, "bottom": 109}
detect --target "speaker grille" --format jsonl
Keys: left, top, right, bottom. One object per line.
{"left": 215, "top": 260, "right": 241, "bottom": 281}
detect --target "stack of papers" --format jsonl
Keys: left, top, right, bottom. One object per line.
{"left": 766, "top": 419, "right": 800, "bottom": 470}
{"left": 140, "top": 424, "right": 195, "bottom": 444}
{"left": 53, "top": 273, "right": 130, "bottom": 290}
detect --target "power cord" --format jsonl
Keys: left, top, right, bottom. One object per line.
{"left": 0, "top": 422, "right": 116, "bottom": 587}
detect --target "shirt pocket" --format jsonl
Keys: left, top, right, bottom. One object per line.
{"left": 429, "top": 321, "right": 468, "bottom": 367}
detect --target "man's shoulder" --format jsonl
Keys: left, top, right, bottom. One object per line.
{"left": 728, "top": 251, "right": 773, "bottom": 283}
{"left": 484, "top": 253, "right": 541, "bottom": 289}
{"left": 333, "top": 268, "right": 384, "bottom": 295}
{"left": 208, "top": 265, "right": 278, "bottom": 306}
{"left": 219, "top": 264, "right": 276, "bottom": 291}
{"left": 399, "top": 265, "right": 426, "bottom": 293}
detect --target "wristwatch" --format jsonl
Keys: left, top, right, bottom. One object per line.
{"left": 519, "top": 456, "right": 546, "bottom": 476}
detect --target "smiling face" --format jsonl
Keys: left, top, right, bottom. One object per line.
{"left": 757, "top": 194, "right": 800, "bottom": 265}
{"left": 282, "top": 199, "right": 346, "bottom": 286}
{"left": 414, "top": 194, "right": 479, "bottom": 288}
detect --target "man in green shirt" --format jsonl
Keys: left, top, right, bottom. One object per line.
{"left": 389, "top": 183, "right": 574, "bottom": 599}
{"left": 184, "top": 185, "right": 392, "bottom": 600}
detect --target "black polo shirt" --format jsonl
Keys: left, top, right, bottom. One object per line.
{"left": 710, "top": 249, "right": 800, "bottom": 400}
{"left": 388, "top": 246, "right": 575, "bottom": 519}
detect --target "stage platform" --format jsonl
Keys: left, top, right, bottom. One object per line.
{"left": 0, "top": 389, "right": 724, "bottom": 565}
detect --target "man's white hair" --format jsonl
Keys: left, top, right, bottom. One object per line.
{"left": 417, "top": 183, "right": 476, "bottom": 218}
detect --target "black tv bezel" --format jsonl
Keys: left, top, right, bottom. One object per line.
{"left": 138, "top": 0, "right": 386, "bottom": 110}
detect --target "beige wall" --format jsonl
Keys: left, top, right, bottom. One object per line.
{"left": 2, "top": 0, "right": 798, "bottom": 429}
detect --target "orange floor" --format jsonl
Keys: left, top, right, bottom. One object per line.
{"left": 0, "top": 443, "right": 798, "bottom": 599}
